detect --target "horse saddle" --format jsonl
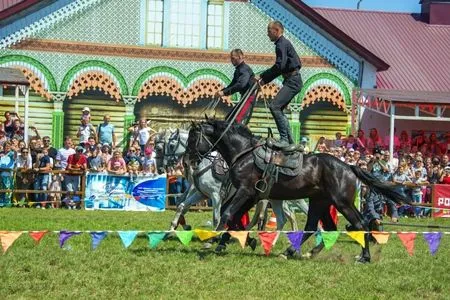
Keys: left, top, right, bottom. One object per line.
{"left": 253, "top": 143, "right": 303, "bottom": 177}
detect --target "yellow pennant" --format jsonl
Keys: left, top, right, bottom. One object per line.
{"left": 371, "top": 231, "right": 390, "bottom": 244}
{"left": 193, "top": 229, "right": 219, "bottom": 241}
{"left": 0, "top": 231, "right": 23, "bottom": 254}
{"left": 229, "top": 231, "right": 249, "bottom": 248}
{"left": 346, "top": 231, "right": 366, "bottom": 247}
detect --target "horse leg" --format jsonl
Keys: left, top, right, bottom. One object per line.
{"left": 335, "top": 201, "right": 371, "bottom": 263}
{"left": 246, "top": 199, "right": 265, "bottom": 230}
{"left": 308, "top": 204, "right": 337, "bottom": 258}
{"left": 169, "top": 187, "right": 204, "bottom": 231}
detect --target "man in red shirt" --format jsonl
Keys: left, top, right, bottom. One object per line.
{"left": 441, "top": 166, "right": 450, "bottom": 184}
{"left": 65, "top": 146, "right": 87, "bottom": 207}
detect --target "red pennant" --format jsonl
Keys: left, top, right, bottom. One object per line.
{"left": 29, "top": 231, "right": 48, "bottom": 244}
{"left": 258, "top": 232, "right": 279, "bottom": 256}
{"left": 398, "top": 233, "right": 416, "bottom": 256}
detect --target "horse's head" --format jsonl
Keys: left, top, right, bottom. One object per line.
{"left": 154, "top": 130, "right": 167, "bottom": 172}
{"left": 186, "top": 121, "right": 217, "bottom": 167}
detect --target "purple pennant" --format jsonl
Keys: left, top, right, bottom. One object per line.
{"left": 59, "top": 231, "right": 81, "bottom": 248}
{"left": 286, "top": 231, "right": 304, "bottom": 252}
{"left": 90, "top": 231, "right": 108, "bottom": 250}
{"left": 423, "top": 232, "right": 443, "bottom": 256}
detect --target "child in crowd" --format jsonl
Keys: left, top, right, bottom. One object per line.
{"left": 81, "top": 107, "right": 91, "bottom": 123}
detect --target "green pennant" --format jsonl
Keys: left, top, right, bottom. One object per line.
{"left": 315, "top": 231, "right": 323, "bottom": 246}
{"left": 175, "top": 231, "right": 194, "bottom": 246}
{"left": 322, "top": 231, "right": 340, "bottom": 250}
{"left": 148, "top": 232, "right": 166, "bottom": 249}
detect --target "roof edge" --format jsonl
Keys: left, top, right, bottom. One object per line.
{"left": 0, "top": 0, "right": 41, "bottom": 21}
{"left": 283, "top": 0, "right": 390, "bottom": 71}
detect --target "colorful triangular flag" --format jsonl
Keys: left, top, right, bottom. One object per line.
{"left": 371, "top": 231, "right": 390, "bottom": 244}
{"left": 90, "top": 231, "right": 108, "bottom": 250}
{"left": 286, "top": 231, "right": 304, "bottom": 252}
{"left": 0, "top": 231, "right": 22, "bottom": 253}
{"left": 322, "top": 231, "right": 340, "bottom": 250}
{"left": 118, "top": 231, "right": 139, "bottom": 248}
{"left": 258, "top": 232, "right": 280, "bottom": 256}
{"left": 59, "top": 231, "right": 81, "bottom": 248}
{"left": 148, "top": 232, "right": 167, "bottom": 249}
{"left": 346, "top": 231, "right": 366, "bottom": 247}
{"left": 423, "top": 232, "right": 442, "bottom": 256}
{"left": 315, "top": 231, "right": 323, "bottom": 246}
{"left": 194, "top": 229, "right": 219, "bottom": 241}
{"left": 398, "top": 232, "right": 416, "bottom": 256}
{"left": 175, "top": 231, "right": 194, "bottom": 246}
{"left": 29, "top": 231, "right": 48, "bottom": 244}
{"left": 229, "top": 231, "right": 249, "bottom": 248}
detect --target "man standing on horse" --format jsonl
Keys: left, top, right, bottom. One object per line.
{"left": 255, "top": 21, "right": 303, "bottom": 148}
{"left": 216, "top": 49, "right": 256, "bottom": 126}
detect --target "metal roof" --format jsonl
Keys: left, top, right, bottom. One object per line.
{"left": 316, "top": 8, "right": 450, "bottom": 93}
{"left": 358, "top": 88, "right": 450, "bottom": 105}
{"left": 0, "top": 67, "right": 30, "bottom": 85}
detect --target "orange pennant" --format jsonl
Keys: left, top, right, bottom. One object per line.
{"left": 258, "top": 232, "right": 280, "bottom": 256}
{"left": 0, "top": 231, "right": 23, "bottom": 254}
{"left": 29, "top": 231, "right": 48, "bottom": 244}
{"left": 398, "top": 232, "right": 416, "bottom": 256}
{"left": 371, "top": 231, "right": 390, "bottom": 245}
{"left": 229, "top": 231, "right": 249, "bottom": 248}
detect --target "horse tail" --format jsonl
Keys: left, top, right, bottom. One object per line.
{"left": 349, "top": 165, "right": 412, "bottom": 205}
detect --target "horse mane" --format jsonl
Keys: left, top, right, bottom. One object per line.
{"left": 206, "top": 119, "right": 256, "bottom": 141}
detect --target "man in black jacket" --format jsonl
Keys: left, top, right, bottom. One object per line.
{"left": 255, "top": 21, "right": 303, "bottom": 148}
{"left": 216, "top": 49, "right": 256, "bottom": 125}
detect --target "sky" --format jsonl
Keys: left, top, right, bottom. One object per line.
{"left": 302, "top": 0, "right": 422, "bottom": 12}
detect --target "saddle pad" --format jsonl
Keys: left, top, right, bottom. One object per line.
{"left": 253, "top": 146, "right": 303, "bottom": 177}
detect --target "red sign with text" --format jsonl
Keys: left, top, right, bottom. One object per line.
{"left": 432, "top": 185, "right": 450, "bottom": 218}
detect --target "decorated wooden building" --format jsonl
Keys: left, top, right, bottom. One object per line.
{"left": 0, "top": 0, "right": 393, "bottom": 148}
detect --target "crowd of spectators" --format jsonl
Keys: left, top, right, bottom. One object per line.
{"left": 0, "top": 107, "right": 163, "bottom": 208}
{"left": 305, "top": 128, "right": 450, "bottom": 224}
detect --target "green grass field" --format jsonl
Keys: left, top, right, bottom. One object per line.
{"left": 1, "top": 208, "right": 450, "bottom": 299}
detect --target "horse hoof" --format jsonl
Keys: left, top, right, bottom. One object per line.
{"left": 247, "top": 238, "right": 257, "bottom": 251}
{"left": 301, "top": 252, "right": 312, "bottom": 259}
{"left": 203, "top": 242, "right": 213, "bottom": 249}
{"left": 183, "top": 225, "right": 192, "bottom": 231}
{"left": 214, "top": 245, "right": 227, "bottom": 255}
{"left": 278, "top": 254, "right": 288, "bottom": 260}
{"left": 356, "top": 257, "right": 370, "bottom": 264}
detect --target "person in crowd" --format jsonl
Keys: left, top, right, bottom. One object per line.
{"left": 428, "top": 132, "right": 440, "bottom": 155}
{"left": 125, "top": 146, "right": 142, "bottom": 179}
{"left": 3, "top": 111, "right": 19, "bottom": 139}
{"left": 345, "top": 134, "right": 356, "bottom": 150}
{"left": 440, "top": 132, "right": 450, "bottom": 155}
{"left": 399, "top": 130, "right": 411, "bottom": 153}
{"left": 128, "top": 118, "right": 156, "bottom": 152}
{"left": 15, "top": 146, "right": 33, "bottom": 204}
{"left": 65, "top": 145, "right": 87, "bottom": 207}
{"left": 393, "top": 164, "right": 413, "bottom": 218}
{"left": 300, "top": 137, "right": 310, "bottom": 154}
{"left": 254, "top": 21, "right": 302, "bottom": 148}
{"left": 358, "top": 160, "right": 382, "bottom": 230}
{"left": 107, "top": 150, "right": 126, "bottom": 175}
{"left": 88, "top": 148, "right": 106, "bottom": 172}
{"left": 77, "top": 118, "right": 96, "bottom": 145}
{"left": 42, "top": 136, "right": 57, "bottom": 166}
{"left": 410, "top": 169, "right": 429, "bottom": 217}
{"left": 48, "top": 173, "right": 63, "bottom": 209}
{"left": 11, "top": 118, "right": 25, "bottom": 141}
{"left": 142, "top": 146, "right": 157, "bottom": 175}
{"left": 314, "top": 136, "right": 329, "bottom": 153}
{"left": 0, "top": 126, "right": 7, "bottom": 146}
{"left": 412, "top": 156, "right": 428, "bottom": 181}
{"left": 97, "top": 114, "right": 116, "bottom": 149}
{"left": 100, "top": 143, "right": 112, "bottom": 163}
{"left": 356, "top": 129, "right": 367, "bottom": 153}
{"left": 33, "top": 148, "right": 52, "bottom": 209}
{"left": 440, "top": 166, "right": 450, "bottom": 184}
{"left": 81, "top": 107, "right": 91, "bottom": 123}
{"left": 333, "top": 132, "right": 344, "bottom": 148}
{"left": 367, "top": 128, "right": 383, "bottom": 154}
{"left": 441, "top": 155, "right": 449, "bottom": 168}
{"left": 0, "top": 141, "right": 16, "bottom": 206}
{"left": 55, "top": 136, "right": 76, "bottom": 170}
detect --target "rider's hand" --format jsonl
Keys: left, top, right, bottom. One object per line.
{"left": 253, "top": 76, "right": 264, "bottom": 86}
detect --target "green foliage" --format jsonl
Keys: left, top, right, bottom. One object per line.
{"left": 1, "top": 209, "right": 450, "bottom": 299}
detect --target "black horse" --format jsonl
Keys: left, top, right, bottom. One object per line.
{"left": 186, "top": 119, "right": 411, "bottom": 263}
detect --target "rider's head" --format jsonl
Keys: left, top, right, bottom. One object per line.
{"left": 230, "top": 49, "right": 244, "bottom": 66}
{"left": 267, "top": 21, "right": 284, "bottom": 42}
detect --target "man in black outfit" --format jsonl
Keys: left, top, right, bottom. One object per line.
{"left": 255, "top": 21, "right": 303, "bottom": 148}
{"left": 216, "top": 49, "right": 256, "bottom": 125}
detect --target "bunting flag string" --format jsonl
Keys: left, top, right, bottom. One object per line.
{"left": 0, "top": 231, "right": 22, "bottom": 253}
{"left": 0, "top": 229, "right": 449, "bottom": 258}
{"left": 90, "top": 232, "right": 108, "bottom": 250}
{"left": 29, "top": 231, "right": 48, "bottom": 245}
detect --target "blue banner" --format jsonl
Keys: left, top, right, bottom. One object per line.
{"left": 84, "top": 173, "right": 166, "bottom": 211}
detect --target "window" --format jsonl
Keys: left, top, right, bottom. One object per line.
{"left": 145, "top": 0, "right": 224, "bottom": 49}
{"left": 170, "top": 0, "right": 201, "bottom": 48}
{"left": 207, "top": 2, "right": 224, "bottom": 49}
{"left": 146, "top": 0, "right": 164, "bottom": 45}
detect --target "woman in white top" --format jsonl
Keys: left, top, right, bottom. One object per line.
{"left": 128, "top": 118, "right": 156, "bottom": 152}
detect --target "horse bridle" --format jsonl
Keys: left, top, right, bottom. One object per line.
{"left": 155, "top": 129, "right": 187, "bottom": 168}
